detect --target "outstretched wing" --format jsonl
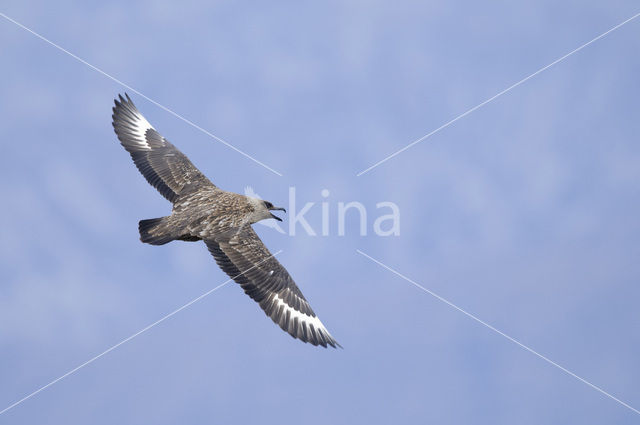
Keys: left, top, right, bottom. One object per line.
{"left": 112, "top": 94, "right": 215, "bottom": 203}
{"left": 205, "top": 227, "right": 340, "bottom": 348}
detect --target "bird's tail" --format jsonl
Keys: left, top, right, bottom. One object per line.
{"left": 139, "top": 217, "right": 175, "bottom": 245}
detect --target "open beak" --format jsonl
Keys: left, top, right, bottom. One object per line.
{"left": 269, "top": 206, "right": 286, "bottom": 222}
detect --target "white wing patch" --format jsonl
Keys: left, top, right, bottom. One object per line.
{"left": 272, "top": 293, "right": 332, "bottom": 338}
{"left": 128, "top": 108, "right": 155, "bottom": 150}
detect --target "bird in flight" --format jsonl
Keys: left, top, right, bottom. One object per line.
{"left": 112, "top": 94, "right": 339, "bottom": 348}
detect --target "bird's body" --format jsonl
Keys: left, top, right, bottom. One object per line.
{"left": 112, "top": 94, "right": 339, "bottom": 348}
{"left": 140, "top": 188, "right": 255, "bottom": 244}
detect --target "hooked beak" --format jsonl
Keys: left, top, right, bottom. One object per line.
{"left": 269, "top": 206, "right": 286, "bottom": 222}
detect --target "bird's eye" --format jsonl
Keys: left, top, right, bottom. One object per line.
{"left": 264, "top": 201, "right": 273, "bottom": 209}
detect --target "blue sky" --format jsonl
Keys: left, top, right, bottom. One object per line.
{"left": 1, "top": 1, "right": 640, "bottom": 423}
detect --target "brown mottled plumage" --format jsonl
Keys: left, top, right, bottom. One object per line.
{"left": 112, "top": 94, "right": 339, "bottom": 348}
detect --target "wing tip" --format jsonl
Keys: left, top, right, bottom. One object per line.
{"left": 320, "top": 331, "right": 342, "bottom": 349}
{"left": 112, "top": 92, "right": 135, "bottom": 116}
{"left": 111, "top": 92, "right": 154, "bottom": 150}
{"left": 288, "top": 315, "right": 341, "bottom": 349}
{"left": 268, "top": 293, "right": 340, "bottom": 348}
{"left": 317, "top": 334, "right": 342, "bottom": 349}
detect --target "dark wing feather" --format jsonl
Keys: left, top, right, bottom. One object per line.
{"left": 112, "top": 94, "right": 215, "bottom": 203}
{"left": 205, "top": 227, "right": 339, "bottom": 348}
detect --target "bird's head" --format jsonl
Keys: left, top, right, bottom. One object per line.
{"left": 248, "top": 197, "right": 286, "bottom": 223}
